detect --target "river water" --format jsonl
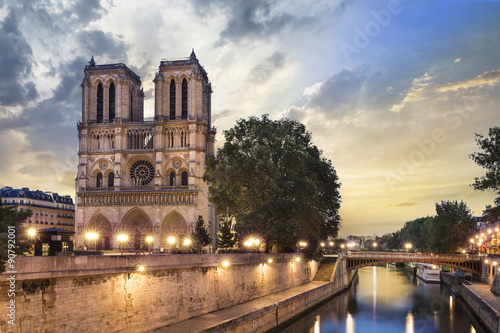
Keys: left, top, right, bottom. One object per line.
{"left": 277, "top": 265, "right": 486, "bottom": 333}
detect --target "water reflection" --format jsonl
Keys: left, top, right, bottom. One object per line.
{"left": 277, "top": 265, "right": 486, "bottom": 333}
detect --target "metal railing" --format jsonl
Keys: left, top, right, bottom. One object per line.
{"left": 345, "top": 252, "right": 482, "bottom": 261}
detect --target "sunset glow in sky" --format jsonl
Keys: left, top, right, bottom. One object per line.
{"left": 0, "top": 0, "right": 498, "bottom": 237}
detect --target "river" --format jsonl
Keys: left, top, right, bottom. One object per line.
{"left": 277, "top": 265, "right": 487, "bottom": 333}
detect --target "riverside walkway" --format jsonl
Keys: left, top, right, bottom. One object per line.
{"left": 152, "top": 281, "right": 329, "bottom": 333}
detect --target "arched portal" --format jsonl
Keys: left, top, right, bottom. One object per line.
{"left": 86, "top": 213, "right": 113, "bottom": 250}
{"left": 120, "top": 208, "right": 153, "bottom": 252}
{"left": 161, "top": 211, "right": 188, "bottom": 244}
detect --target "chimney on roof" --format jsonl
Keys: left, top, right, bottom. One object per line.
{"left": 22, "top": 187, "right": 30, "bottom": 191}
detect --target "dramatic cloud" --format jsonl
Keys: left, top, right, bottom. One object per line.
{"left": 0, "top": 5, "right": 36, "bottom": 107}
{"left": 1, "top": 0, "right": 499, "bottom": 237}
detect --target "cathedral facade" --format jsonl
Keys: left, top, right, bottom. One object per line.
{"left": 75, "top": 51, "right": 216, "bottom": 251}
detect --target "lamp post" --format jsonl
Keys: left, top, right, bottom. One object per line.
{"left": 297, "top": 241, "right": 307, "bottom": 255}
{"left": 28, "top": 228, "right": 36, "bottom": 255}
{"left": 372, "top": 242, "right": 377, "bottom": 250}
{"left": 85, "top": 232, "right": 99, "bottom": 251}
{"left": 146, "top": 236, "right": 153, "bottom": 254}
{"left": 405, "top": 243, "right": 412, "bottom": 253}
{"left": 167, "top": 236, "right": 176, "bottom": 253}
{"left": 118, "top": 234, "right": 128, "bottom": 255}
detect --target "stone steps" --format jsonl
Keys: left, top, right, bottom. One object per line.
{"left": 314, "top": 256, "right": 338, "bottom": 282}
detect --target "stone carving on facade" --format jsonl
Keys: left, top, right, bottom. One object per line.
{"left": 190, "top": 168, "right": 195, "bottom": 176}
{"left": 172, "top": 158, "right": 182, "bottom": 169}
{"left": 99, "top": 161, "right": 108, "bottom": 170}
{"left": 164, "top": 154, "right": 170, "bottom": 161}
{"left": 183, "top": 154, "right": 189, "bottom": 160}
{"left": 89, "top": 157, "right": 95, "bottom": 163}
{"left": 155, "top": 169, "right": 163, "bottom": 178}
{"left": 123, "top": 153, "right": 128, "bottom": 160}
{"left": 111, "top": 156, "right": 115, "bottom": 162}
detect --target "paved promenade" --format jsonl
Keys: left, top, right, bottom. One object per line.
{"left": 466, "top": 282, "right": 500, "bottom": 315}
{"left": 152, "top": 281, "right": 328, "bottom": 333}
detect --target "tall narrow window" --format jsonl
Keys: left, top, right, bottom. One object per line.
{"left": 108, "top": 172, "right": 115, "bottom": 188}
{"left": 170, "top": 79, "right": 176, "bottom": 119}
{"left": 97, "top": 83, "right": 103, "bottom": 123}
{"left": 109, "top": 83, "right": 115, "bottom": 121}
{"left": 182, "top": 79, "right": 188, "bottom": 119}
{"left": 96, "top": 173, "right": 103, "bottom": 188}
{"left": 181, "top": 171, "right": 188, "bottom": 186}
{"left": 130, "top": 91, "right": 134, "bottom": 122}
{"left": 169, "top": 172, "right": 176, "bottom": 186}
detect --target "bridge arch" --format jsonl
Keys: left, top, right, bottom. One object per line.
{"left": 345, "top": 253, "right": 482, "bottom": 276}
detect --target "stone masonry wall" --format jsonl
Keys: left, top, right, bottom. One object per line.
{"left": 0, "top": 253, "right": 318, "bottom": 333}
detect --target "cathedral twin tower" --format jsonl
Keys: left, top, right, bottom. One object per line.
{"left": 75, "top": 50, "right": 216, "bottom": 251}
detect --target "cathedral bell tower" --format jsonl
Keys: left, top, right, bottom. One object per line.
{"left": 75, "top": 51, "right": 216, "bottom": 252}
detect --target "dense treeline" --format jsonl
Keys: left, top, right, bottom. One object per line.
{"left": 378, "top": 200, "right": 476, "bottom": 254}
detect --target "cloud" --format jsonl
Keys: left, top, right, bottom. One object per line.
{"left": 190, "top": 0, "right": 316, "bottom": 47}
{"left": 390, "top": 72, "right": 434, "bottom": 113}
{"left": 0, "top": 5, "right": 36, "bottom": 107}
{"left": 77, "top": 30, "right": 130, "bottom": 62}
{"left": 385, "top": 203, "right": 418, "bottom": 207}
{"left": 435, "top": 69, "right": 500, "bottom": 93}
{"left": 212, "top": 109, "right": 231, "bottom": 124}
{"left": 247, "top": 52, "right": 286, "bottom": 84}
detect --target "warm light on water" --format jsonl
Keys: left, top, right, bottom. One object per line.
{"left": 278, "top": 265, "right": 486, "bottom": 333}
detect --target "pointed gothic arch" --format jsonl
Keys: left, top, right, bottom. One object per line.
{"left": 161, "top": 211, "right": 188, "bottom": 240}
{"left": 86, "top": 213, "right": 113, "bottom": 250}
{"left": 120, "top": 207, "right": 153, "bottom": 251}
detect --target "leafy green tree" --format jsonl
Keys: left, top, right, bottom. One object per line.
{"left": 0, "top": 201, "right": 32, "bottom": 272}
{"left": 190, "top": 215, "right": 212, "bottom": 253}
{"left": 470, "top": 126, "right": 500, "bottom": 219}
{"left": 217, "top": 220, "right": 237, "bottom": 251}
{"left": 431, "top": 200, "right": 476, "bottom": 254}
{"left": 203, "top": 115, "right": 341, "bottom": 252}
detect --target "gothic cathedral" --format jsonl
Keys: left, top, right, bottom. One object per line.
{"left": 75, "top": 50, "right": 216, "bottom": 251}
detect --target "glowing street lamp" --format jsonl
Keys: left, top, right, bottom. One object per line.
{"left": 329, "top": 241, "right": 334, "bottom": 246}
{"left": 146, "top": 236, "right": 153, "bottom": 254}
{"left": 372, "top": 242, "right": 378, "bottom": 249}
{"left": 405, "top": 243, "right": 412, "bottom": 252}
{"left": 28, "top": 228, "right": 36, "bottom": 255}
{"left": 85, "top": 232, "right": 99, "bottom": 251}
{"left": 118, "top": 234, "right": 128, "bottom": 255}
{"left": 183, "top": 238, "right": 191, "bottom": 246}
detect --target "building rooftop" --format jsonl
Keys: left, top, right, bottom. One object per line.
{"left": 84, "top": 57, "right": 141, "bottom": 82}
{"left": 0, "top": 186, "right": 74, "bottom": 205}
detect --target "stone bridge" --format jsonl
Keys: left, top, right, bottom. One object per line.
{"left": 345, "top": 252, "right": 483, "bottom": 275}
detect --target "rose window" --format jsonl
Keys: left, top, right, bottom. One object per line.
{"left": 130, "top": 160, "right": 155, "bottom": 186}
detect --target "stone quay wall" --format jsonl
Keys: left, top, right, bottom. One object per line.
{"left": 200, "top": 256, "right": 354, "bottom": 333}
{"left": 0, "top": 253, "right": 318, "bottom": 333}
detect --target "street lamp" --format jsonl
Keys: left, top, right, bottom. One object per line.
{"left": 167, "top": 236, "right": 176, "bottom": 253}
{"left": 405, "top": 243, "right": 412, "bottom": 252}
{"left": 118, "top": 234, "right": 128, "bottom": 255}
{"left": 372, "top": 242, "right": 377, "bottom": 249}
{"left": 297, "top": 241, "right": 307, "bottom": 255}
{"left": 146, "top": 236, "right": 153, "bottom": 254}
{"left": 85, "top": 232, "right": 99, "bottom": 251}
{"left": 28, "top": 228, "right": 36, "bottom": 255}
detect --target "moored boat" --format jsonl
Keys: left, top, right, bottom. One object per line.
{"left": 416, "top": 263, "right": 441, "bottom": 283}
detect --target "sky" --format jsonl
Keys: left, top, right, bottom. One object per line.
{"left": 0, "top": 0, "right": 499, "bottom": 237}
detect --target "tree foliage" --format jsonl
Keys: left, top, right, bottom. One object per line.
{"left": 190, "top": 215, "right": 212, "bottom": 253}
{"left": 217, "top": 220, "right": 238, "bottom": 250}
{"left": 470, "top": 126, "right": 500, "bottom": 219}
{"left": 203, "top": 115, "right": 341, "bottom": 252}
{"left": 0, "top": 201, "right": 32, "bottom": 272}
{"left": 432, "top": 200, "right": 476, "bottom": 254}
{"left": 380, "top": 201, "right": 476, "bottom": 254}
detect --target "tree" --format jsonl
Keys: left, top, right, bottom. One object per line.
{"left": 470, "top": 126, "right": 500, "bottom": 220}
{"left": 0, "top": 201, "right": 32, "bottom": 272}
{"left": 431, "top": 200, "right": 476, "bottom": 254}
{"left": 217, "top": 220, "right": 237, "bottom": 251}
{"left": 190, "top": 215, "right": 212, "bottom": 253}
{"left": 203, "top": 115, "right": 341, "bottom": 252}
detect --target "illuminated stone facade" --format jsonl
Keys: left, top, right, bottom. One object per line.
{"left": 75, "top": 51, "right": 216, "bottom": 251}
